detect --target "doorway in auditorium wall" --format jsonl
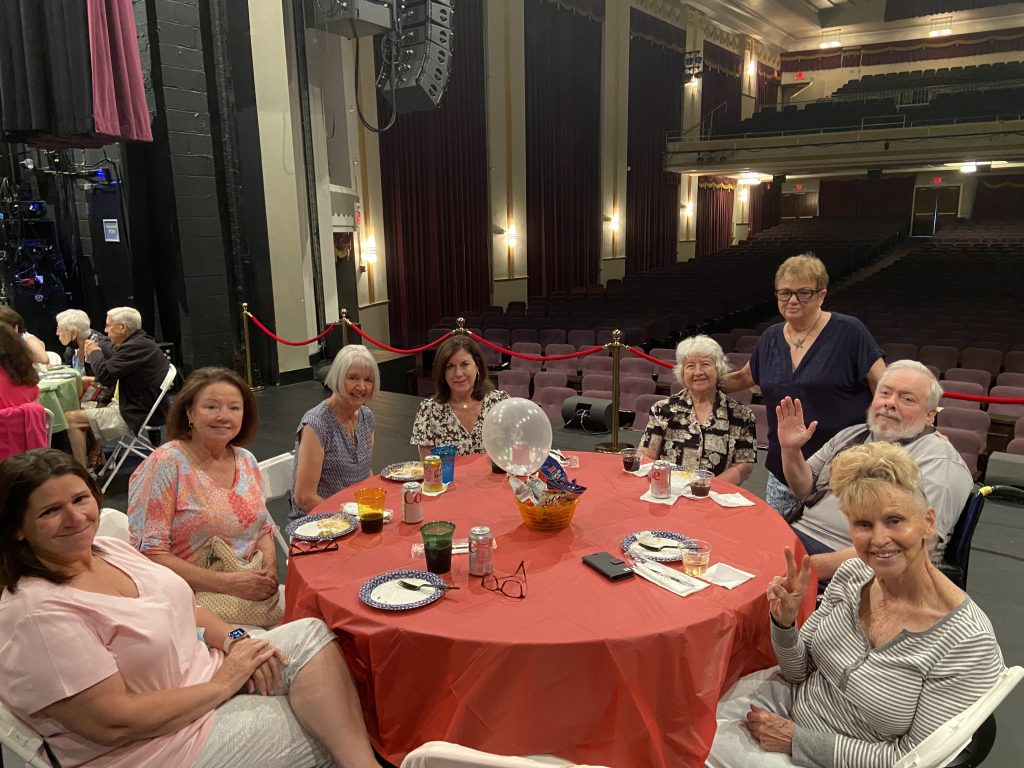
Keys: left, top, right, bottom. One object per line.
{"left": 912, "top": 186, "right": 960, "bottom": 237}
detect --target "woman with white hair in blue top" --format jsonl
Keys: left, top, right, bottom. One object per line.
{"left": 290, "top": 345, "right": 379, "bottom": 520}
{"left": 640, "top": 335, "right": 756, "bottom": 485}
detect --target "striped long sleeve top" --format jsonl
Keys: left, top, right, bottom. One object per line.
{"left": 771, "top": 558, "right": 1004, "bottom": 768}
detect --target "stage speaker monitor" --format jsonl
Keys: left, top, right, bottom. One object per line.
{"left": 867, "top": 168, "right": 883, "bottom": 180}
{"left": 772, "top": 174, "right": 786, "bottom": 185}
{"left": 379, "top": 1, "right": 454, "bottom": 114}
{"left": 561, "top": 396, "right": 613, "bottom": 432}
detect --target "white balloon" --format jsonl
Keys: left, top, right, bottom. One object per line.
{"left": 482, "top": 397, "right": 553, "bottom": 475}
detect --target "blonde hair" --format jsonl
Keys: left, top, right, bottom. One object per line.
{"left": 829, "top": 442, "right": 929, "bottom": 518}
{"left": 324, "top": 345, "right": 380, "bottom": 398}
{"left": 775, "top": 253, "right": 829, "bottom": 291}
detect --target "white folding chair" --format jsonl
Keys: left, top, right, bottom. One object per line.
{"left": 258, "top": 452, "right": 295, "bottom": 562}
{"left": 97, "top": 508, "right": 130, "bottom": 541}
{"left": 42, "top": 408, "right": 54, "bottom": 448}
{"left": 0, "top": 699, "right": 55, "bottom": 768}
{"left": 401, "top": 742, "right": 606, "bottom": 768}
{"left": 99, "top": 364, "right": 176, "bottom": 493}
{"left": 893, "top": 665, "right": 1023, "bottom": 768}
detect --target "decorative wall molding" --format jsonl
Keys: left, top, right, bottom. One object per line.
{"left": 697, "top": 14, "right": 743, "bottom": 55}
{"left": 744, "top": 35, "right": 781, "bottom": 69}
{"left": 630, "top": 0, "right": 686, "bottom": 28}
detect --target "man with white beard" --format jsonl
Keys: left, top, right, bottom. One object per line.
{"left": 776, "top": 359, "right": 973, "bottom": 579}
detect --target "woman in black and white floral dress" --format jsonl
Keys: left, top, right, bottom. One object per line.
{"left": 411, "top": 336, "right": 509, "bottom": 458}
{"left": 640, "top": 335, "right": 756, "bottom": 486}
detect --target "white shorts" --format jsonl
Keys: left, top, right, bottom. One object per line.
{"left": 83, "top": 401, "right": 129, "bottom": 441}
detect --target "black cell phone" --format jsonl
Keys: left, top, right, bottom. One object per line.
{"left": 582, "top": 552, "right": 635, "bottom": 582}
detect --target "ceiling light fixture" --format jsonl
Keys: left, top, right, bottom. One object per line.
{"left": 960, "top": 162, "right": 977, "bottom": 174}
{"left": 929, "top": 15, "right": 953, "bottom": 37}
{"left": 819, "top": 29, "right": 842, "bottom": 49}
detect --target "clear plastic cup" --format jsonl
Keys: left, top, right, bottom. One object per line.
{"left": 682, "top": 539, "right": 712, "bottom": 577}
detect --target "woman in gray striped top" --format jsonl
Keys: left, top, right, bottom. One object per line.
{"left": 708, "top": 441, "right": 1004, "bottom": 768}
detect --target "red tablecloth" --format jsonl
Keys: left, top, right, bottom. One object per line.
{"left": 284, "top": 452, "right": 816, "bottom": 768}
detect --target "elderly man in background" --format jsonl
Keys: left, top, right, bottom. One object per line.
{"left": 776, "top": 359, "right": 973, "bottom": 580}
{"left": 64, "top": 307, "right": 170, "bottom": 470}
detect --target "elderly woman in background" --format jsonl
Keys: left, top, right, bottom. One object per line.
{"left": 640, "top": 335, "right": 756, "bottom": 486}
{"left": 0, "top": 324, "right": 39, "bottom": 409}
{"left": 411, "top": 335, "right": 509, "bottom": 459}
{"left": 0, "top": 449, "right": 380, "bottom": 768}
{"left": 129, "top": 367, "right": 278, "bottom": 611}
{"left": 706, "top": 441, "right": 1004, "bottom": 767}
{"left": 0, "top": 305, "right": 48, "bottom": 366}
{"left": 55, "top": 308, "right": 112, "bottom": 375}
{"left": 724, "top": 253, "right": 885, "bottom": 518}
{"left": 290, "top": 345, "right": 379, "bottom": 521}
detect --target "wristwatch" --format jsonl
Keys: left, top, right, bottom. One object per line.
{"left": 223, "top": 627, "right": 249, "bottom": 654}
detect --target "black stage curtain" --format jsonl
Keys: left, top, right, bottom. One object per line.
{"left": 972, "top": 175, "right": 1024, "bottom": 220}
{"left": 524, "top": 0, "right": 602, "bottom": 296}
{"left": 695, "top": 176, "right": 735, "bottom": 257}
{"left": 701, "top": 42, "right": 742, "bottom": 134}
{"left": 748, "top": 182, "right": 781, "bottom": 236}
{"left": 625, "top": 28, "right": 683, "bottom": 275}
{"left": 379, "top": 0, "right": 490, "bottom": 346}
{"left": 818, "top": 176, "right": 915, "bottom": 220}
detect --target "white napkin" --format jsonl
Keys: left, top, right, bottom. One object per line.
{"left": 700, "top": 562, "right": 755, "bottom": 589}
{"left": 421, "top": 483, "right": 449, "bottom": 497}
{"left": 639, "top": 490, "right": 680, "bottom": 505}
{"left": 342, "top": 502, "right": 358, "bottom": 515}
{"left": 633, "top": 560, "right": 710, "bottom": 597}
{"left": 626, "top": 462, "right": 653, "bottom": 477}
{"left": 709, "top": 491, "right": 755, "bottom": 507}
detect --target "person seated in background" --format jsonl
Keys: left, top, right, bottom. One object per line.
{"left": 63, "top": 306, "right": 170, "bottom": 470}
{"left": 706, "top": 441, "right": 1005, "bottom": 767}
{"left": 411, "top": 336, "right": 509, "bottom": 459}
{"left": 0, "top": 305, "right": 49, "bottom": 366}
{"left": 129, "top": 368, "right": 279, "bottom": 617}
{"left": 0, "top": 324, "right": 39, "bottom": 409}
{"left": 55, "top": 308, "right": 113, "bottom": 375}
{"left": 290, "top": 345, "right": 378, "bottom": 521}
{"left": 639, "top": 335, "right": 756, "bottom": 486}
{"left": 0, "top": 449, "right": 380, "bottom": 768}
{"left": 776, "top": 359, "right": 973, "bottom": 581}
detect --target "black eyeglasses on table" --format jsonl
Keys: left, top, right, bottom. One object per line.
{"left": 482, "top": 560, "right": 527, "bottom": 599}
{"left": 289, "top": 539, "right": 339, "bottom": 557}
{"left": 774, "top": 288, "right": 821, "bottom": 303}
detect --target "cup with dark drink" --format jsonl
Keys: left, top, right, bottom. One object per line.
{"left": 620, "top": 448, "right": 642, "bottom": 473}
{"left": 420, "top": 520, "right": 456, "bottom": 574}
{"left": 354, "top": 487, "right": 387, "bottom": 533}
{"left": 690, "top": 470, "right": 714, "bottom": 497}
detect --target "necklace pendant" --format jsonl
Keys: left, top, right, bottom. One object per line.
{"left": 794, "top": 339, "right": 804, "bottom": 349}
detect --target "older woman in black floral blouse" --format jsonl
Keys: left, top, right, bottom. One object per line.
{"left": 411, "top": 336, "right": 510, "bottom": 459}
{"left": 639, "top": 335, "right": 756, "bottom": 485}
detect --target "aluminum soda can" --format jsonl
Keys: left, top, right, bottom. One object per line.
{"left": 650, "top": 461, "right": 671, "bottom": 499}
{"left": 401, "top": 482, "right": 423, "bottom": 524}
{"left": 423, "top": 455, "right": 443, "bottom": 493}
{"left": 468, "top": 526, "right": 494, "bottom": 576}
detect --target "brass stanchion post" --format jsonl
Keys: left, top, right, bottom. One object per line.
{"left": 241, "top": 302, "right": 254, "bottom": 391}
{"left": 455, "top": 317, "right": 468, "bottom": 335}
{"left": 340, "top": 308, "right": 350, "bottom": 347}
{"left": 596, "top": 329, "right": 634, "bottom": 453}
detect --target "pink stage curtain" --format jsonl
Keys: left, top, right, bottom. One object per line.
{"left": 885, "top": 0, "right": 1019, "bottom": 22}
{"left": 748, "top": 182, "right": 781, "bottom": 236}
{"left": 524, "top": 0, "right": 602, "bottom": 296}
{"left": 625, "top": 20, "right": 683, "bottom": 275}
{"left": 86, "top": 0, "right": 151, "bottom": 143}
{"left": 818, "top": 176, "right": 915, "bottom": 220}
{"left": 695, "top": 176, "right": 735, "bottom": 257}
{"left": 972, "top": 175, "right": 1024, "bottom": 220}
{"left": 755, "top": 63, "right": 780, "bottom": 111}
{"left": 379, "top": 0, "right": 490, "bottom": 346}
{"left": 701, "top": 42, "right": 742, "bottom": 136}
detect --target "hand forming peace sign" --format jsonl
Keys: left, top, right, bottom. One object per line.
{"left": 766, "top": 547, "right": 811, "bottom": 629}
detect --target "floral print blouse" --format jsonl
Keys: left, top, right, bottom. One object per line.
{"left": 411, "top": 389, "right": 510, "bottom": 455}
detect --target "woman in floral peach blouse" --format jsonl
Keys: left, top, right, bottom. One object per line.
{"left": 128, "top": 367, "right": 277, "bottom": 604}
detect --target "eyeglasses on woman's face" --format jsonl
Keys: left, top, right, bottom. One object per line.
{"left": 774, "top": 288, "right": 820, "bottom": 303}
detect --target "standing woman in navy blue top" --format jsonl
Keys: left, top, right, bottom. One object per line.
{"left": 723, "top": 254, "right": 885, "bottom": 518}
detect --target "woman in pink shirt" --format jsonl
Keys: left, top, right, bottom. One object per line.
{"left": 0, "top": 324, "right": 40, "bottom": 409}
{"left": 0, "top": 449, "right": 379, "bottom": 768}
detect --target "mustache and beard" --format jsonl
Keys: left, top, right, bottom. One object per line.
{"left": 867, "top": 406, "right": 928, "bottom": 441}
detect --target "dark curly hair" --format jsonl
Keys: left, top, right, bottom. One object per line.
{"left": 0, "top": 449, "right": 103, "bottom": 592}
{"left": 0, "top": 323, "right": 38, "bottom": 387}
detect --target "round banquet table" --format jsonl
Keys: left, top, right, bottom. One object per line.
{"left": 37, "top": 367, "right": 82, "bottom": 433}
{"left": 284, "top": 452, "right": 817, "bottom": 768}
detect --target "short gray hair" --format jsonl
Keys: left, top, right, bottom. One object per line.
{"left": 324, "top": 344, "right": 379, "bottom": 398}
{"left": 880, "top": 359, "right": 943, "bottom": 411}
{"left": 106, "top": 306, "right": 142, "bottom": 331}
{"left": 673, "top": 335, "right": 729, "bottom": 387}
{"left": 55, "top": 309, "right": 91, "bottom": 336}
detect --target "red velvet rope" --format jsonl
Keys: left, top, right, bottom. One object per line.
{"left": 347, "top": 322, "right": 454, "bottom": 354}
{"left": 470, "top": 332, "right": 605, "bottom": 361}
{"left": 942, "top": 391, "right": 1024, "bottom": 404}
{"left": 246, "top": 313, "right": 338, "bottom": 346}
{"left": 626, "top": 346, "right": 674, "bottom": 369}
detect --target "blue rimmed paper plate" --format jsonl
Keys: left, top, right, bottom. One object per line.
{"left": 359, "top": 569, "right": 446, "bottom": 611}
{"left": 286, "top": 513, "right": 357, "bottom": 541}
{"left": 620, "top": 530, "right": 695, "bottom": 563}
{"left": 380, "top": 461, "right": 424, "bottom": 482}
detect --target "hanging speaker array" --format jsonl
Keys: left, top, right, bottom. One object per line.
{"left": 378, "top": 0, "right": 454, "bottom": 114}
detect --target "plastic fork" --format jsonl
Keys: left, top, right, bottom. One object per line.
{"left": 398, "top": 579, "right": 460, "bottom": 592}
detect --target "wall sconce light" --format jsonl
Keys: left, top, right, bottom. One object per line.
{"left": 604, "top": 212, "right": 620, "bottom": 233}
{"left": 819, "top": 29, "right": 842, "bottom": 49}
{"left": 360, "top": 236, "right": 377, "bottom": 273}
{"left": 505, "top": 223, "right": 518, "bottom": 247}
{"left": 747, "top": 60, "right": 757, "bottom": 77}
{"left": 738, "top": 188, "right": 749, "bottom": 203}
{"left": 929, "top": 15, "right": 953, "bottom": 37}
{"left": 681, "top": 202, "right": 693, "bottom": 217}
{"left": 685, "top": 74, "right": 700, "bottom": 87}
